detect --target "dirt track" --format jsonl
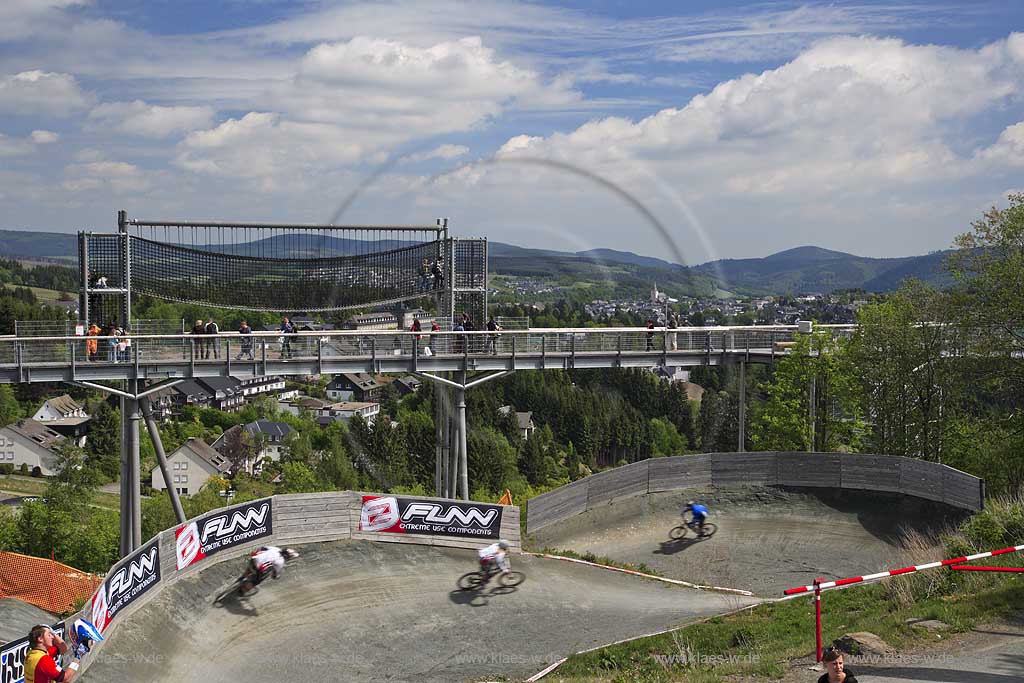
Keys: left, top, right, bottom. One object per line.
{"left": 529, "top": 488, "right": 963, "bottom": 596}
{"left": 80, "top": 540, "right": 756, "bottom": 683}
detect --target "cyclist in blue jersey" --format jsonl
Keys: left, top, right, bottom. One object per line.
{"left": 683, "top": 501, "right": 709, "bottom": 537}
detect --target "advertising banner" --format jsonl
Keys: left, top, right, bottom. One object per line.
{"left": 91, "top": 538, "right": 161, "bottom": 634}
{"left": 359, "top": 495, "right": 503, "bottom": 539}
{"left": 0, "top": 624, "right": 65, "bottom": 683}
{"left": 175, "top": 499, "right": 273, "bottom": 571}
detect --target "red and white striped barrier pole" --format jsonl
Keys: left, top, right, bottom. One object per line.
{"left": 814, "top": 579, "right": 822, "bottom": 662}
{"left": 783, "top": 543, "right": 1024, "bottom": 596}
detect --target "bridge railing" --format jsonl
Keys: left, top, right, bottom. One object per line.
{"left": 0, "top": 325, "right": 858, "bottom": 368}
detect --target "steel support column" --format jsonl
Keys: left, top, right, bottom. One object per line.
{"left": 456, "top": 370, "right": 468, "bottom": 501}
{"left": 140, "top": 395, "right": 186, "bottom": 524}
{"left": 738, "top": 361, "right": 746, "bottom": 453}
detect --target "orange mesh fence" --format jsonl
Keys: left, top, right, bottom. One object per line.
{"left": 0, "top": 551, "right": 103, "bottom": 615}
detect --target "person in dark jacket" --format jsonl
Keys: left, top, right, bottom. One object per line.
{"left": 817, "top": 647, "right": 858, "bottom": 683}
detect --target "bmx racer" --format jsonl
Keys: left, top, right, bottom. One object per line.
{"left": 240, "top": 545, "right": 299, "bottom": 594}
{"left": 683, "top": 501, "right": 710, "bottom": 537}
{"left": 477, "top": 540, "right": 511, "bottom": 577}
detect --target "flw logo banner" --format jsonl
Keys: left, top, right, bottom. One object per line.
{"left": 91, "top": 539, "right": 161, "bottom": 634}
{"left": 175, "top": 500, "right": 273, "bottom": 570}
{"left": 359, "top": 495, "right": 503, "bottom": 539}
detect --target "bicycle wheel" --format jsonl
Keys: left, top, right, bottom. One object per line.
{"left": 699, "top": 522, "right": 718, "bottom": 538}
{"left": 498, "top": 571, "right": 525, "bottom": 587}
{"left": 457, "top": 572, "right": 485, "bottom": 591}
{"left": 213, "top": 578, "right": 242, "bottom": 605}
{"left": 669, "top": 525, "right": 689, "bottom": 540}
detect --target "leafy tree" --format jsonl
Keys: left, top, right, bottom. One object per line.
{"left": 467, "top": 427, "right": 519, "bottom": 495}
{"left": 0, "top": 385, "right": 22, "bottom": 428}
{"left": 752, "top": 332, "right": 864, "bottom": 452}
{"left": 85, "top": 401, "right": 120, "bottom": 481}
{"left": 280, "top": 462, "right": 320, "bottom": 493}
{"left": 649, "top": 417, "right": 687, "bottom": 456}
{"left": 850, "top": 283, "right": 957, "bottom": 460}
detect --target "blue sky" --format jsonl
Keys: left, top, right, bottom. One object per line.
{"left": 1, "top": 1, "right": 1022, "bottom": 265}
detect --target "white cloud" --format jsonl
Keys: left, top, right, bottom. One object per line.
{"left": 30, "top": 130, "right": 59, "bottom": 144}
{"left": 87, "top": 101, "right": 215, "bottom": 138}
{"left": 63, "top": 160, "right": 151, "bottom": 193}
{"left": 401, "top": 144, "right": 470, "bottom": 163}
{"left": 0, "top": 0, "right": 89, "bottom": 41}
{"left": 977, "top": 122, "right": 1024, "bottom": 167}
{"left": 0, "top": 70, "right": 92, "bottom": 116}
{"left": 174, "top": 112, "right": 366, "bottom": 190}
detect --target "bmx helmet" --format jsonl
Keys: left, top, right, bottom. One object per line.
{"left": 687, "top": 501, "right": 694, "bottom": 506}
{"left": 282, "top": 548, "right": 299, "bottom": 561}
{"left": 497, "top": 540, "right": 510, "bottom": 551}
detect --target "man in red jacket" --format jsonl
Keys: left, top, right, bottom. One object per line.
{"left": 25, "top": 625, "right": 80, "bottom": 682}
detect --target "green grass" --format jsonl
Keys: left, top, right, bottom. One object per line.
{"left": 0, "top": 475, "right": 120, "bottom": 510}
{"left": 547, "top": 578, "right": 1024, "bottom": 682}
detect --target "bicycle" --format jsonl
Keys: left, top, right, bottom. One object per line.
{"left": 669, "top": 511, "right": 718, "bottom": 540}
{"left": 457, "top": 562, "right": 525, "bottom": 591}
{"left": 213, "top": 567, "right": 260, "bottom": 605}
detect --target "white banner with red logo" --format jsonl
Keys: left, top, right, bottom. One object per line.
{"left": 175, "top": 499, "right": 273, "bottom": 571}
{"left": 359, "top": 495, "right": 503, "bottom": 539}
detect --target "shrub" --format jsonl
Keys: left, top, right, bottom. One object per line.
{"left": 0, "top": 464, "right": 12, "bottom": 475}
{"left": 18, "top": 463, "right": 28, "bottom": 476}
{"left": 31, "top": 466, "right": 42, "bottom": 478}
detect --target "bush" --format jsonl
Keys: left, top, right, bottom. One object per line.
{"left": 0, "top": 464, "right": 12, "bottom": 475}
{"left": 31, "top": 466, "right": 42, "bottom": 478}
{"left": 18, "top": 463, "right": 28, "bottom": 476}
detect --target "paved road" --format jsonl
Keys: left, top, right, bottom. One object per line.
{"left": 80, "top": 540, "right": 757, "bottom": 683}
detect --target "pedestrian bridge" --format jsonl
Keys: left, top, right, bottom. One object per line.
{"left": 0, "top": 324, "right": 855, "bottom": 384}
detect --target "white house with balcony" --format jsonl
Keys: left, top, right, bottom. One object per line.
{"left": 151, "top": 438, "right": 231, "bottom": 496}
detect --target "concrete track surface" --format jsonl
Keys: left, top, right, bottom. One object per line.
{"left": 530, "top": 488, "right": 965, "bottom": 596}
{"left": 80, "top": 539, "right": 756, "bottom": 683}
{"left": 0, "top": 598, "right": 55, "bottom": 644}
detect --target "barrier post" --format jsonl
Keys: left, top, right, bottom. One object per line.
{"left": 814, "top": 578, "right": 823, "bottom": 662}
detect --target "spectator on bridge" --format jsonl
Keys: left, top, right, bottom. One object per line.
{"left": 117, "top": 326, "right": 131, "bottom": 362}
{"left": 419, "top": 259, "right": 431, "bottom": 292}
{"left": 94, "top": 275, "right": 108, "bottom": 288}
{"left": 453, "top": 319, "right": 465, "bottom": 354}
{"left": 646, "top": 319, "right": 656, "bottom": 351}
{"left": 236, "top": 320, "right": 254, "bottom": 360}
{"left": 204, "top": 318, "right": 219, "bottom": 359}
{"left": 429, "top": 320, "right": 441, "bottom": 354}
{"left": 486, "top": 316, "right": 502, "bottom": 355}
{"left": 280, "top": 317, "right": 297, "bottom": 359}
{"left": 105, "top": 322, "right": 119, "bottom": 362}
{"left": 667, "top": 312, "right": 679, "bottom": 351}
{"left": 431, "top": 260, "right": 443, "bottom": 290}
{"left": 86, "top": 323, "right": 100, "bottom": 361}
{"left": 191, "top": 319, "right": 205, "bottom": 359}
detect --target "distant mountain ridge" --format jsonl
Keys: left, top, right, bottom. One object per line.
{"left": 0, "top": 228, "right": 952, "bottom": 295}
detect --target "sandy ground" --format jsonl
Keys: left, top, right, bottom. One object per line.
{"left": 79, "top": 539, "right": 757, "bottom": 683}
{"left": 528, "top": 488, "right": 965, "bottom": 597}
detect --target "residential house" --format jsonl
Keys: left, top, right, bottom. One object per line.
{"left": 343, "top": 313, "right": 398, "bottom": 330}
{"left": 236, "top": 375, "right": 286, "bottom": 398}
{"left": 498, "top": 406, "right": 536, "bottom": 440}
{"left": 327, "top": 373, "right": 387, "bottom": 402}
{"left": 278, "top": 396, "right": 329, "bottom": 417}
{"left": 170, "top": 380, "right": 215, "bottom": 410}
{"left": 150, "top": 437, "right": 231, "bottom": 496}
{"left": 31, "top": 394, "right": 90, "bottom": 443}
{"left": 0, "top": 420, "right": 65, "bottom": 476}
{"left": 315, "top": 401, "right": 379, "bottom": 425}
{"left": 391, "top": 375, "right": 421, "bottom": 397}
{"left": 211, "top": 420, "right": 295, "bottom": 475}
{"left": 196, "top": 377, "right": 245, "bottom": 412}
